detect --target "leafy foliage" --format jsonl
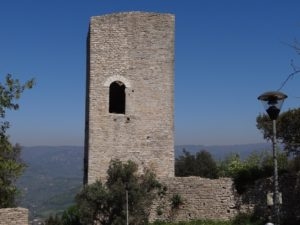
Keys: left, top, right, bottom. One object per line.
{"left": 75, "top": 160, "right": 164, "bottom": 225}
{"left": 218, "top": 153, "right": 244, "bottom": 178}
{"left": 0, "top": 74, "right": 34, "bottom": 207}
{"left": 61, "top": 205, "right": 82, "bottom": 225}
{"left": 175, "top": 149, "right": 219, "bottom": 178}
{"left": 288, "top": 155, "right": 300, "bottom": 172}
{"left": 218, "top": 151, "right": 288, "bottom": 194}
{"left": 0, "top": 74, "right": 34, "bottom": 135}
{"left": 0, "top": 143, "right": 25, "bottom": 207}
{"left": 170, "top": 194, "right": 183, "bottom": 209}
{"left": 256, "top": 108, "right": 300, "bottom": 155}
{"left": 231, "top": 213, "right": 263, "bottom": 225}
{"left": 44, "top": 214, "right": 64, "bottom": 225}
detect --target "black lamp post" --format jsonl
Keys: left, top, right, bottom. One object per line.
{"left": 125, "top": 182, "right": 129, "bottom": 225}
{"left": 258, "top": 91, "right": 287, "bottom": 225}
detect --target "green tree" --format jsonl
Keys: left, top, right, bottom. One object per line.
{"left": 218, "top": 151, "right": 288, "bottom": 194}
{"left": 44, "top": 214, "right": 63, "bottom": 225}
{"left": 0, "top": 74, "right": 34, "bottom": 207}
{"left": 175, "top": 149, "right": 219, "bottom": 178}
{"left": 75, "top": 160, "right": 164, "bottom": 225}
{"left": 218, "top": 153, "right": 244, "bottom": 178}
{"left": 256, "top": 108, "right": 300, "bottom": 155}
{"left": 60, "top": 205, "right": 82, "bottom": 225}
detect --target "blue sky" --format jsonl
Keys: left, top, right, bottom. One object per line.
{"left": 1, "top": 0, "right": 300, "bottom": 146}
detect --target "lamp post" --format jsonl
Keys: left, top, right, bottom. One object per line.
{"left": 125, "top": 182, "right": 129, "bottom": 225}
{"left": 258, "top": 91, "right": 287, "bottom": 225}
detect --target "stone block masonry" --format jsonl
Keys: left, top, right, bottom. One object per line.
{"left": 84, "top": 12, "right": 175, "bottom": 184}
{"left": 150, "top": 177, "right": 238, "bottom": 222}
{"left": 0, "top": 208, "right": 28, "bottom": 225}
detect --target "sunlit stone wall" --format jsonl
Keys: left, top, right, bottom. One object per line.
{"left": 84, "top": 12, "right": 175, "bottom": 183}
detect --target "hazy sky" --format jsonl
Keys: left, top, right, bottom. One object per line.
{"left": 1, "top": 0, "right": 300, "bottom": 146}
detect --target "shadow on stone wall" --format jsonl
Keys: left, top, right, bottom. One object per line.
{"left": 237, "top": 171, "right": 300, "bottom": 225}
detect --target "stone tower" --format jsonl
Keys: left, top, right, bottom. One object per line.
{"left": 84, "top": 12, "right": 175, "bottom": 184}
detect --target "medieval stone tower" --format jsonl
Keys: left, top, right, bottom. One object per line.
{"left": 84, "top": 12, "right": 175, "bottom": 184}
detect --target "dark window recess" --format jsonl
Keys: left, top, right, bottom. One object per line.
{"left": 109, "top": 81, "right": 126, "bottom": 114}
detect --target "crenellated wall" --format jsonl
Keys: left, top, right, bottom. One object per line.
{"left": 0, "top": 208, "right": 28, "bottom": 225}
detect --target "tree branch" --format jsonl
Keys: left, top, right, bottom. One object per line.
{"left": 277, "top": 60, "right": 300, "bottom": 91}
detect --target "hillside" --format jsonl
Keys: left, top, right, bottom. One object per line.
{"left": 16, "top": 146, "right": 84, "bottom": 219}
{"left": 16, "top": 143, "right": 271, "bottom": 219}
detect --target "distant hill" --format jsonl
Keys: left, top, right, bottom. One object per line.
{"left": 16, "top": 146, "right": 84, "bottom": 219}
{"left": 175, "top": 143, "right": 271, "bottom": 160}
{"left": 16, "top": 143, "right": 271, "bottom": 219}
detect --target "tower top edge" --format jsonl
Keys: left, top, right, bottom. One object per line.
{"left": 90, "top": 11, "right": 174, "bottom": 21}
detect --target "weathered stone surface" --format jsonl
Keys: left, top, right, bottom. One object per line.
{"left": 84, "top": 12, "right": 175, "bottom": 183}
{"left": 0, "top": 208, "right": 28, "bottom": 225}
{"left": 150, "top": 177, "right": 238, "bottom": 222}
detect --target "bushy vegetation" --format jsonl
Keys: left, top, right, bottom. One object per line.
{"left": 257, "top": 108, "right": 300, "bottom": 155}
{"left": 45, "top": 160, "right": 165, "bottom": 225}
{"left": 0, "top": 74, "right": 34, "bottom": 207}
{"left": 175, "top": 147, "right": 300, "bottom": 194}
{"left": 175, "top": 149, "right": 219, "bottom": 178}
{"left": 217, "top": 150, "right": 289, "bottom": 193}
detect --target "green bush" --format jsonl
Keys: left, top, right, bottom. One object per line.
{"left": 171, "top": 194, "right": 183, "bottom": 209}
{"left": 175, "top": 149, "right": 219, "bottom": 178}
{"left": 218, "top": 151, "right": 289, "bottom": 194}
{"left": 231, "top": 213, "right": 263, "bottom": 225}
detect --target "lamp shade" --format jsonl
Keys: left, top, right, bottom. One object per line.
{"left": 258, "top": 91, "right": 287, "bottom": 120}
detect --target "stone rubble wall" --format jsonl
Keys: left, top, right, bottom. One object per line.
{"left": 0, "top": 207, "right": 28, "bottom": 225}
{"left": 149, "top": 173, "right": 300, "bottom": 223}
{"left": 150, "top": 177, "right": 239, "bottom": 222}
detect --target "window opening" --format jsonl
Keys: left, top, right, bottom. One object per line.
{"left": 109, "top": 81, "right": 126, "bottom": 114}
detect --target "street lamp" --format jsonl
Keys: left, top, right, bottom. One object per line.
{"left": 125, "top": 182, "right": 129, "bottom": 225}
{"left": 258, "top": 91, "right": 287, "bottom": 225}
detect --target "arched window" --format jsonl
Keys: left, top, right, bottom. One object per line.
{"left": 109, "top": 81, "right": 126, "bottom": 114}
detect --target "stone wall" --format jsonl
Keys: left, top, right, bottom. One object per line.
{"left": 0, "top": 208, "right": 28, "bottom": 225}
{"left": 150, "top": 177, "right": 238, "bottom": 222}
{"left": 84, "top": 12, "right": 175, "bottom": 184}
{"left": 148, "top": 173, "right": 300, "bottom": 223}
{"left": 240, "top": 172, "right": 300, "bottom": 224}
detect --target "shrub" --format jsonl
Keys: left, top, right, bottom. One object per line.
{"left": 231, "top": 213, "right": 263, "bottom": 225}
{"left": 170, "top": 194, "right": 183, "bottom": 209}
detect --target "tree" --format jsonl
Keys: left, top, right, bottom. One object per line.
{"left": 0, "top": 74, "right": 34, "bottom": 207}
{"left": 44, "top": 214, "right": 63, "bottom": 225}
{"left": 75, "top": 160, "right": 164, "bottom": 225}
{"left": 218, "top": 151, "right": 288, "bottom": 194}
{"left": 218, "top": 153, "right": 244, "bottom": 178}
{"left": 256, "top": 108, "right": 300, "bottom": 155}
{"left": 175, "top": 149, "right": 219, "bottom": 178}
